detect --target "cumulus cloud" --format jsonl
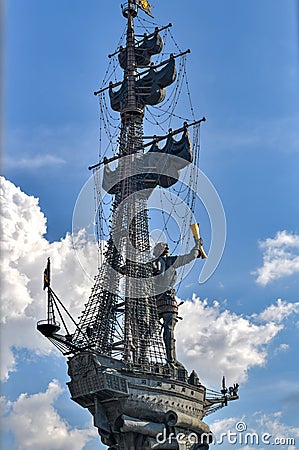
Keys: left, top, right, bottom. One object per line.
{"left": 0, "top": 177, "right": 97, "bottom": 380}
{"left": 176, "top": 296, "right": 298, "bottom": 387}
{"left": 209, "top": 411, "right": 299, "bottom": 449}
{"left": 2, "top": 380, "right": 97, "bottom": 450}
{"left": 256, "top": 298, "right": 299, "bottom": 323}
{"left": 255, "top": 411, "right": 299, "bottom": 440}
{"left": 274, "top": 343, "right": 290, "bottom": 355}
{"left": 252, "top": 411, "right": 299, "bottom": 450}
{"left": 1, "top": 177, "right": 299, "bottom": 391}
{"left": 254, "top": 231, "right": 299, "bottom": 286}
{"left": 208, "top": 415, "right": 242, "bottom": 436}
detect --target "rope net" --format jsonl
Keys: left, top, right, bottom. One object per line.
{"left": 73, "top": 13, "right": 204, "bottom": 370}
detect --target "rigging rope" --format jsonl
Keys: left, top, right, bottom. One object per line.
{"left": 93, "top": 15, "right": 205, "bottom": 339}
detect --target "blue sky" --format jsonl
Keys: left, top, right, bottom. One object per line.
{"left": 2, "top": 1, "right": 299, "bottom": 449}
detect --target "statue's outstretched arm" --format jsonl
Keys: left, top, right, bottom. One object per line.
{"left": 170, "top": 246, "right": 200, "bottom": 269}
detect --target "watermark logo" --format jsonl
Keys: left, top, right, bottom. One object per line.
{"left": 215, "top": 421, "right": 296, "bottom": 446}
{"left": 156, "top": 427, "right": 213, "bottom": 446}
{"left": 235, "top": 421, "right": 247, "bottom": 432}
{"left": 155, "top": 421, "right": 296, "bottom": 447}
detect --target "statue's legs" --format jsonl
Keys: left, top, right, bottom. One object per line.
{"left": 162, "top": 312, "right": 178, "bottom": 363}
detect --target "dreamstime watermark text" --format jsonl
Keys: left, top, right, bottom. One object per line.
{"left": 156, "top": 421, "right": 296, "bottom": 446}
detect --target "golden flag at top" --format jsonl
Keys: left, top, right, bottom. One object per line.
{"left": 135, "top": 0, "right": 154, "bottom": 17}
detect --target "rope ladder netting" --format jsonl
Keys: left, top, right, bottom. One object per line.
{"left": 72, "top": 15, "right": 205, "bottom": 368}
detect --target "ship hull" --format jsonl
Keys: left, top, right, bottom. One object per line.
{"left": 67, "top": 352, "right": 211, "bottom": 449}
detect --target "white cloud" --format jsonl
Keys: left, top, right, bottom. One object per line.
{"left": 5, "top": 154, "right": 66, "bottom": 170}
{"left": 0, "top": 177, "right": 97, "bottom": 380}
{"left": 209, "top": 411, "right": 299, "bottom": 449}
{"left": 256, "top": 298, "right": 299, "bottom": 323}
{"left": 176, "top": 296, "right": 299, "bottom": 387}
{"left": 1, "top": 177, "right": 299, "bottom": 392}
{"left": 2, "top": 380, "right": 97, "bottom": 450}
{"left": 240, "top": 447, "right": 260, "bottom": 450}
{"left": 208, "top": 416, "right": 242, "bottom": 436}
{"left": 254, "top": 231, "right": 299, "bottom": 286}
{"left": 255, "top": 411, "right": 299, "bottom": 449}
{"left": 274, "top": 343, "right": 289, "bottom": 355}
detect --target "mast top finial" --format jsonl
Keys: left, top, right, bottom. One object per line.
{"left": 122, "top": 2, "right": 138, "bottom": 19}
{"left": 122, "top": 1, "right": 154, "bottom": 19}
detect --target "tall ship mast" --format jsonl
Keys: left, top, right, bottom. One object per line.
{"left": 37, "top": 2, "right": 239, "bottom": 449}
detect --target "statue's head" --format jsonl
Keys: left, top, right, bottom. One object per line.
{"left": 153, "top": 242, "right": 169, "bottom": 257}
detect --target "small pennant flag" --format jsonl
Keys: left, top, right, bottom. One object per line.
{"left": 134, "top": 0, "right": 154, "bottom": 17}
{"left": 43, "top": 257, "right": 50, "bottom": 290}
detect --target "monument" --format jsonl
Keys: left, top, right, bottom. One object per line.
{"left": 37, "top": 2, "right": 239, "bottom": 448}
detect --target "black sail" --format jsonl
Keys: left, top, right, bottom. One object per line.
{"left": 102, "top": 129, "right": 193, "bottom": 196}
{"left": 109, "top": 58, "right": 177, "bottom": 112}
{"left": 118, "top": 32, "right": 163, "bottom": 69}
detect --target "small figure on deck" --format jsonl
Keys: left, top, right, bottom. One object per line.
{"left": 152, "top": 224, "right": 206, "bottom": 365}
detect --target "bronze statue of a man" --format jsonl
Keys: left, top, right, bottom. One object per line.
{"left": 152, "top": 237, "right": 203, "bottom": 364}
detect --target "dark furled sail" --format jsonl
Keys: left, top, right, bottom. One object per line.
{"left": 109, "top": 58, "right": 177, "bottom": 112}
{"left": 102, "top": 128, "right": 192, "bottom": 196}
{"left": 118, "top": 32, "right": 163, "bottom": 69}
